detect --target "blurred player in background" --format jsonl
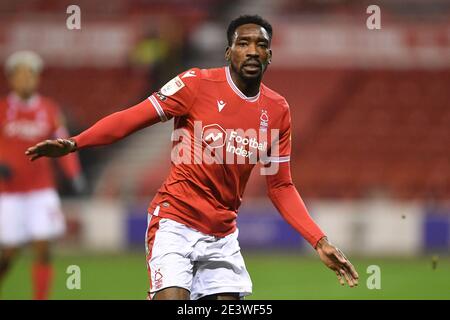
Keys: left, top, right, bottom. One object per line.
{"left": 26, "top": 15, "right": 358, "bottom": 300}
{"left": 0, "top": 51, "right": 84, "bottom": 299}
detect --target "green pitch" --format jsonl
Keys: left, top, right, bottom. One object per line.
{"left": 1, "top": 252, "right": 449, "bottom": 300}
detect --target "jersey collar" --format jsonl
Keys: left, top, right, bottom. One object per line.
{"left": 225, "top": 66, "right": 260, "bottom": 102}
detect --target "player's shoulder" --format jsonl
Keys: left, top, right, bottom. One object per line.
{"left": 178, "top": 67, "right": 225, "bottom": 83}
{"left": 199, "top": 67, "right": 226, "bottom": 82}
{"left": 260, "top": 83, "right": 289, "bottom": 111}
{"left": 178, "top": 67, "right": 201, "bottom": 80}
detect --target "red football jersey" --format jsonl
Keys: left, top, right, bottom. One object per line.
{"left": 147, "top": 67, "right": 291, "bottom": 237}
{"left": 0, "top": 93, "right": 80, "bottom": 193}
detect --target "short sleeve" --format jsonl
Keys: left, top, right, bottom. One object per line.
{"left": 268, "top": 101, "right": 291, "bottom": 163}
{"left": 147, "top": 68, "right": 200, "bottom": 122}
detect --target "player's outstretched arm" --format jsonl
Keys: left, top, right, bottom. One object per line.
{"left": 266, "top": 161, "right": 359, "bottom": 287}
{"left": 25, "top": 98, "right": 162, "bottom": 161}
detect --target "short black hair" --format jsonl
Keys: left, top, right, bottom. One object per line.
{"left": 227, "top": 15, "right": 273, "bottom": 46}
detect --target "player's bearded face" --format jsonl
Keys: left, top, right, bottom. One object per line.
{"left": 227, "top": 24, "right": 272, "bottom": 82}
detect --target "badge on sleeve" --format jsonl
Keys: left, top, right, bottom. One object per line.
{"left": 160, "top": 76, "right": 185, "bottom": 96}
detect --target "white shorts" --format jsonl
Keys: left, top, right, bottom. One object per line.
{"left": 0, "top": 189, "right": 65, "bottom": 246}
{"left": 145, "top": 215, "right": 252, "bottom": 300}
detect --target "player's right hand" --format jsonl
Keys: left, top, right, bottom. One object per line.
{"left": 25, "top": 138, "right": 77, "bottom": 161}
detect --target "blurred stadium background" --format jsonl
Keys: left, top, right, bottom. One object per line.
{"left": 1, "top": 0, "right": 449, "bottom": 299}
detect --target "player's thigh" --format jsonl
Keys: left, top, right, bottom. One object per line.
{"left": 27, "top": 189, "right": 65, "bottom": 241}
{"left": 0, "top": 194, "right": 27, "bottom": 247}
{"left": 198, "top": 292, "right": 240, "bottom": 300}
{"left": 152, "top": 287, "right": 190, "bottom": 300}
{"left": 146, "top": 217, "right": 196, "bottom": 299}
{"left": 190, "top": 230, "right": 252, "bottom": 300}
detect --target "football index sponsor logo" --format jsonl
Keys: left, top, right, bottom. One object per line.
{"left": 226, "top": 130, "right": 267, "bottom": 160}
{"left": 202, "top": 124, "right": 227, "bottom": 148}
{"left": 201, "top": 124, "right": 267, "bottom": 159}
{"left": 170, "top": 121, "right": 280, "bottom": 174}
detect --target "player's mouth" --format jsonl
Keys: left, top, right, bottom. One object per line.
{"left": 242, "top": 61, "right": 261, "bottom": 73}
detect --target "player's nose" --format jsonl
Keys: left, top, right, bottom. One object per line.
{"left": 246, "top": 43, "right": 259, "bottom": 57}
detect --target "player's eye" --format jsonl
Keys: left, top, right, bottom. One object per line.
{"left": 258, "top": 42, "right": 268, "bottom": 48}
{"left": 238, "top": 42, "right": 248, "bottom": 47}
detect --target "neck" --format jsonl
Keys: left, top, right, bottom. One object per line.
{"left": 16, "top": 92, "right": 33, "bottom": 101}
{"left": 228, "top": 66, "right": 261, "bottom": 97}
{"left": 10, "top": 92, "right": 38, "bottom": 108}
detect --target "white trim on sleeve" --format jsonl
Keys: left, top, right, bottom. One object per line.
{"left": 268, "top": 156, "right": 290, "bottom": 163}
{"left": 148, "top": 95, "right": 168, "bottom": 122}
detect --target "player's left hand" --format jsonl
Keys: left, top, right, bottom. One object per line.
{"left": 25, "top": 138, "right": 76, "bottom": 161}
{"left": 315, "top": 237, "right": 359, "bottom": 287}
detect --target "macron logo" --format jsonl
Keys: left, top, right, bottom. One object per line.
{"left": 204, "top": 132, "right": 223, "bottom": 142}
{"left": 217, "top": 100, "right": 226, "bottom": 112}
{"left": 181, "top": 70, "right": 196, "bottom": 78}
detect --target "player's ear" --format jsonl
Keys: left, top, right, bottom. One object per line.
{"left": 268, "top": 49, "right": 272, "bottom": 64}
{"left": 225, "top": 47, "right": 231, "bottom": 62}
